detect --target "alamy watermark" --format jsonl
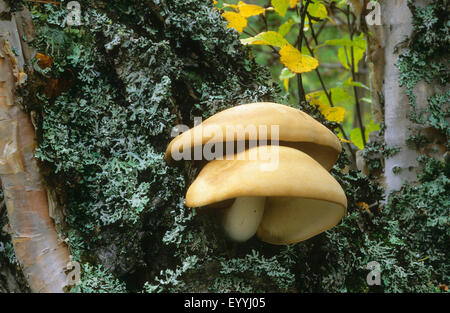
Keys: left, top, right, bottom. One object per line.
{"left": 66, "top": 259, "right": 81, "bottom": 286}
{"left": 170, "top": 117, "right": 280, "bottom": 171}
{"left": 366, "top": 261, "right": 382, "bottom": 286}
{"left": 365, "top": 1, "right": 382, "bottom": 26}
{"left": 66, "top": 1, "right": 81, "bottom": 26}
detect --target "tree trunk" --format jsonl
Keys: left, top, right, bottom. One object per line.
{"left": 381, "top": 0, "right": 418, "bottom": 195}
{"left": 0, "top": 1, "right": 70, "bottom": 293}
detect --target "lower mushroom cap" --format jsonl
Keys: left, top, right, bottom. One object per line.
{"left": 257, "top": 197, "right": 345, "bottom": 245}
{"left": 185, "top": 146, "right": 347, "bottom": 244}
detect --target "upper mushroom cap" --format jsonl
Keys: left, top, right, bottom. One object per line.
{"left": 165, "top": 102, "right": 342, "bottom": 170}
{"left": 185, "top": 145, "right": 347, "bottom": 244}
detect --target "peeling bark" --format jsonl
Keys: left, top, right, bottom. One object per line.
{"left": 0, "top": 2, "right": 70, "bottom": 293}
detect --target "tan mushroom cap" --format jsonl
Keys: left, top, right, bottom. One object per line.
{"left": 166, "top": 102, "right": 342, "bottom": 170}
{"left": 186, "top": 145, "right": 347, "bottom": 244}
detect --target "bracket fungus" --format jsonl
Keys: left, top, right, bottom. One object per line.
{"left": 165, "top": 102, "right": 347, "bottom": 244}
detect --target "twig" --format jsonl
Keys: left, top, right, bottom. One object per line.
{"left": 347, "top": 6, "right": 366, "bottom": 146}
{"left": 302, "top": 31, "right": 356, "bottom": 164}
{"left": 261, "top": 12, "right": 268, "bottom": 32}
{"left": 24, "top": 0, "right": 61, "bottom": 4}
{"left": 0, "top": 180, "right": 4, "bottom": 217}
{"left": 0, "top": 200, "right": 5, "bottom": 218}
{"left": 243, "top": 30, "right": 256, "bottom": 37}
{"left": 247, "top": 24, "right": 260, "bottom": 36}
{"left": 296, "top": 0, "right": 312, "bottom": 104}
{"left": 307, "top": 13, "right": 320, "bottom": 46}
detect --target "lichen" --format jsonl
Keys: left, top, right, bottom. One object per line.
{"left": 397, "top": 0, "right": 449, "bottom": 140}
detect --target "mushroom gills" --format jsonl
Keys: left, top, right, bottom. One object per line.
{"left": 257, "top": 197, "right": 346, "bottom": 245}
{"left": 222, "top": 196, "right": 266, "bottom": 242}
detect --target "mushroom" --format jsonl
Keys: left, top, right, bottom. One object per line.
{"left": 185, "top": 145, "right": 347, "bottom": 243}
{"left": 165, "top": 102, "right": 341, "bottom": 170}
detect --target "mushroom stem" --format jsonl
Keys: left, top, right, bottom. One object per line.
{"left": 223, "top": 196, "right": 266, "bottom": 242}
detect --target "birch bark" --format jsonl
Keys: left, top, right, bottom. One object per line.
{"left": 0, "top": 1, "right": 70, "bottom": 293}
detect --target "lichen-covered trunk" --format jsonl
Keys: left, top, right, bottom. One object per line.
{"left": 0, "top": 1, "right": 70, "bottom": 293}
{"left": 381, "top": 0, "right": 418, "bottom": 195}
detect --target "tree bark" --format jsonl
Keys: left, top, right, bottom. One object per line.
{"left": 0, "top": 1, "right": 70, "bottom": 293}
{"left": 381, "top": 0, "right": 418, "bottom": 195}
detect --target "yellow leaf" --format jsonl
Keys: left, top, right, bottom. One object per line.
{"left": 289, "top": 0, "right": 299, "bottom": 8}
{"left": 280, "top": 44, "right": 319, "bottom": 74}
{"left": 223, "top": 3, "right": 238, "bottom": 9}
{"left": 222, "top": 12, "right": 247, "bottom": 33}
{"left": 307, "top": 91, "right": 346, "bottom": 123}
{"left": 283, "top": 78, "right": 289, "bottom": 91}
{"left": 337, "top": 132, "right": 351, "bottom": 143}
{"left": 357, "top": 202, "right": 371, "bottom": 213}
{"left": 308, "top": 97, "right": 327, "bottom": 111}
{"left": 241, "top": 31, "right": 288, "bottom": 47}
{"left": 306, "top": 91, "right": 323, "bottom": 100}
{"left": 321, "top": 106, "right": 346, "bottom": 123}
{"left": 237, "top": 1, "right": 266, "bottom": 17}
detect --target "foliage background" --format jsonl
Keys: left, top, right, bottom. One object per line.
{"left": 0, "top": 0, "right": 448, "bottom": 293}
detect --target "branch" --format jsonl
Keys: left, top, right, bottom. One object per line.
{"left": 347, "top": 5, "right": 366, "bottom": 146}
{"left": 24, "top": 0, "right": 61, "bottom": 4}
{"left": 302, "top": 31, "right": 356, "bottom": 164}
{"left": 0, "top": 199, "right": 5, "bottom": 218}
{"left": 296, "top": 0, "right": 312, "bottom": 104}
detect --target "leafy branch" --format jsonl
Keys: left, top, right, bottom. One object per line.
{"left": 216, "top": 0, "right": 379, "bottom": 160}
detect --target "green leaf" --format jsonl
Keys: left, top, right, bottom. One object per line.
{"left": 366, "top": 121, "right": 381, "bottom": 135}
{"left": 278, "top": 19, "right": 296, "bottom": 36}
{"left": 350, "top": 128, "right": 365, "bottom": 150}
{"left": 341, "top": 77, "right": 370, "bottom": 90}
{"left": 307, "top": 1, "right": 328, "bottom": 20}
{"left": 330, "top": 87, "right": 352, "bottom": 106}
{"left": 272, "top": 0, "right": 290, "bottom": 17}
{"left": 350, "top": 121, "right": 381, "bottom": 150}
{"left": 351, "top": 33, "right": 367, "bottom": 72}
{"left": 336, "top": 35, "right": 366, "bottom": 72}
{"left": 338, "top": 46, "right": 351, "bottom": 70}
{"left": 279, "top": 67, "right": 296, "bottom": 80}
{"left": 321, "top": 38, "right": 354, "bottom": 47}
{"left": 319, "top": 34, "right": 367, "bottom": 71}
